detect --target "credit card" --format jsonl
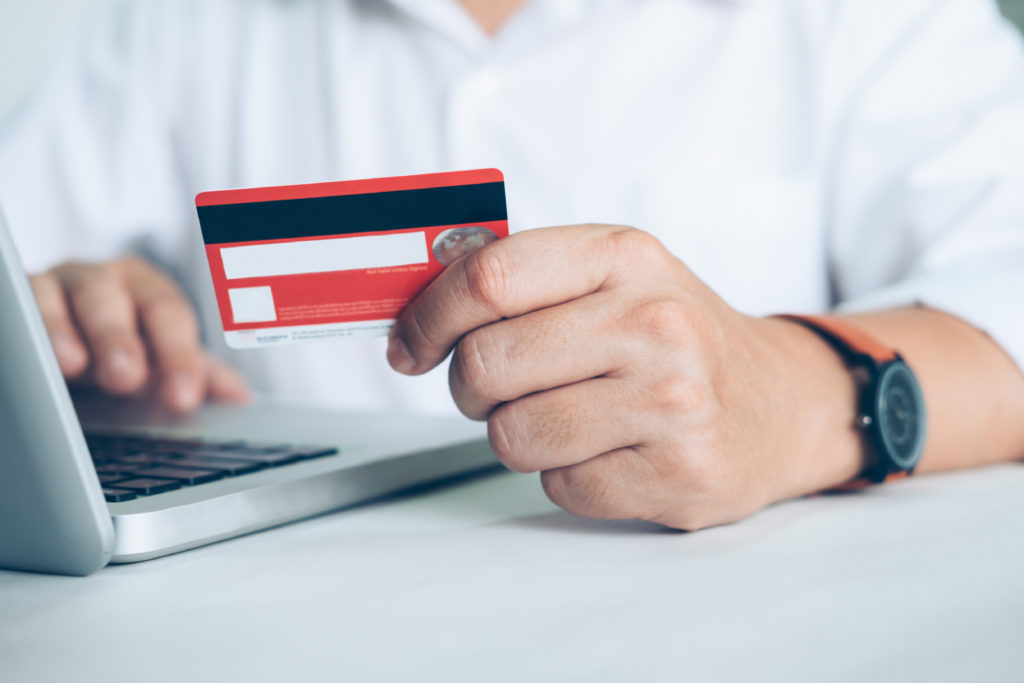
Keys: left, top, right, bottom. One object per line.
{"left": 196, "top": 169, "right": 508, "bottom": 349}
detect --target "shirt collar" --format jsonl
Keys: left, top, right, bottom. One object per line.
{"left": 380, "top": 0, "right": 595, "bottom": 53}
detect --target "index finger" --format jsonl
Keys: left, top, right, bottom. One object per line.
{"left": 121, "top": 259, "right": 206, "bottom": 412}
{"left": 388, "top": 224, "right": 633, "bottom": 375}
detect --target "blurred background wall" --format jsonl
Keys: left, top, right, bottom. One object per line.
{"left": 1, "top": 0, "right": 1024, "bottom": 119}
{"left": 1003, "top": 0, "right": 1024, "bottom": 32}
{"left": 0, "top": 0, "right": 110, "bottom": 119}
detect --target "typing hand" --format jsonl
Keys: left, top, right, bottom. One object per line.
{"left": 29, "top": 257, "right": 249, "bottom": 414}
{"left": 387, "top": 225, "right": 864, "bottom": 529}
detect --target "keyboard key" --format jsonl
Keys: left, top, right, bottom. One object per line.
{"left": 128, "top": 443, "right": 186, "bottom": 456}
{"left": 116, "top": 452, "right": 169, "bottom": 464}
{"left": 155, "top": 456, "right": 266, "bottom": 476}
{"left": 196, "top": 440, "right": 249, "bottom": 451}
{"left": 94, "top": 462, "right": 143, "bottom": 475}
{"left": 151, "top": 438, "right": 207, "bottom": 449}
{"left": 107, "top": 478, "right": 183, "bottom": 495}
{"left": 86, "top": 435, "right": 113, "bottom": 448}
{"left": 188, "top": 448, "right": 304, "bottom": 466}
{"left": 135, "top": 466, "right": 224, "bottom": 485}
{"left": 100, "top": 440, "right": 150, "bottom": 452}
{"left": 103, "top": 488, "right": 138, "bottom": 502}
{"left": 86, "top": 432, "right": 338, "bottom": 482}
{"left": 98, "top": 473, "right": 129, "bottom": 485}
{"left": 90, "top": 446, "right": 143, "bottom": 460}
{"left": 293, "top": 446, "right": 339, "bottom": 460}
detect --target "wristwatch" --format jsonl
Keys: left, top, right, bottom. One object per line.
{"left": 779, "top": 314, "right": 927, "bottom": 485}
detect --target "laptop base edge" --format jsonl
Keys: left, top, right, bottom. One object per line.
{"left": 109, "top": 439, "right": 500, "bottom": 564}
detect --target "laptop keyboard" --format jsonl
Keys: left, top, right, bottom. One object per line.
{"left": 86, "top": 432, "right": 338, "bottom": 503}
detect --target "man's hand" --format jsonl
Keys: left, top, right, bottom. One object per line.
{"left": 387, "top": 225, "right": 869, "bottom": 530}
{"left": 30, "top": 257, "right": 249, "bottom": 413}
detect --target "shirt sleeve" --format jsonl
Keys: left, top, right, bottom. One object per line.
{"left": 0, "top": 0, "right": 189, "bottom": 273}
{"left": 826, "top": 0, "right": 1024, "bottom": 372}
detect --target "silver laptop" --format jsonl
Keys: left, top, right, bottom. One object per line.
{"left": 0, "top": 210, "right": 498, "bottom": 576}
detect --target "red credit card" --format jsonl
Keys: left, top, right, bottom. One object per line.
{"left": 196, "top": 169, "right": 508, "bottom": 349}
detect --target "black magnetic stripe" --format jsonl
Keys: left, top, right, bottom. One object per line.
{"left": 197, "top": 182, "right": 507, "bottom": 244}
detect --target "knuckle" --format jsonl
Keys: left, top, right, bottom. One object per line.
{"left": 541, "top": 465, "right": 626, "bottom": 519}
{"left": 89, "top": 327, "right": 136, "bottom": 349}
{"left": 662, "top": 446, "right": 723, "bottom": 499}
{"left": 139, "top": 291, "right": 192, "bottom": 324}
{"left": 540, "top": 468, "right": 573, "bottom": 508}
{"left": 647, "top": 376, "right": 711, "bottom": 414}
{"left": 609, "top": 227, "right": 668, "bottom": 266}
{"left": 49, "top": 260, "right": 82, "bottom": 277}
{"left": 404, "top": 302, "right": 439, "bottom": 353}
{"left": 490, "top": 401, "right": 582, "bottom": 473}
{"left": 451, "top": 329, "right": 502, "bottom": 400}
{"left": 117, "top": 254, "right": 155, "bottom": 276}
{"left": 487, "top": 405, "right": 532, "bottom": 472}
{"left": 158, "top": 351, "right": 203, "bottom": 374}
{"left": 644, "top": 450, "right": 726, "bottom": 531}
{"left": 74, "top": 265, "right": 120, "bottom": 293}
{"left": 631, "top": 298, "right": 694, "bottom": 343}
{"left": 461, "top": 247, "right": 512, "bottom": 315}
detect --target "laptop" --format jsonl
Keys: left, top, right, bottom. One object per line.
{"left": 0, "top": 210, "right": 498, "bottom": 576}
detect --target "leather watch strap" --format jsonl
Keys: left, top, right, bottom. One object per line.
{"left": 836, "top": 470, "right": 909, "bottom": 491}
{"left": 777, "top": 314, "right": 897, "bottom": 364}
{"left": 775, "top": 313, "right": 917, "bottom": 490}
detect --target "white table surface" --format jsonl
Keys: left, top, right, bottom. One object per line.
{"left": 2, "top": 463, "right": 1023, "bottom": 682}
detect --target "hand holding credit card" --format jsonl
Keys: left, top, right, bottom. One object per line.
{"left": 196, "top": 169, "right": 508, "bottom": 349}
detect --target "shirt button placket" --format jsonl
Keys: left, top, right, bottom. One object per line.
{"left": 445, "top": 67, "right": 502, "bottom": 170}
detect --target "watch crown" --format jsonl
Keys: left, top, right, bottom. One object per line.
{"left": 858, "top": 414, "right": 873, "bottom": 429}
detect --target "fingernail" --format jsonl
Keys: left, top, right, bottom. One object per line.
{"left": 52, "top": 334, "right": 83, "bottom": 367}
{"left": 387, "top": 335, "right": 416, "bottom": 374}
{"left": 167, "top": 372, "right": 199, "bottom": 411}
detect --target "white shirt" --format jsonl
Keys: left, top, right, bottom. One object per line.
{"left": 2, "top": 0, "right": 1023, "bottom": 415}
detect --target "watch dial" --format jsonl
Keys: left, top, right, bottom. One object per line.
{"left": 876, "top": 363, "right": 926, "bottom": 469}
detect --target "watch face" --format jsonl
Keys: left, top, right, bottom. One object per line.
{"left": 875, "top": 362, "right": 926, "bottom": 470}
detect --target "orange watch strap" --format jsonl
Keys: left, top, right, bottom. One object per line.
{"left": 776, "top": 314, "right": 914, "bottom": 490}
{"left": 830, "top": 471, "right": 909, "bottom": 492}
{"left": 777, "top": 314, "right": 897, "bottom": 364}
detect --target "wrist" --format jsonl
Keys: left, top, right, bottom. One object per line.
{"left": 756, "top": 316, "right": 872, "bottom": 497}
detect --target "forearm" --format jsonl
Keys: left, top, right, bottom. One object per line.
{"left": 841, "top": 307, "right": 1024, "bottom": 473}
